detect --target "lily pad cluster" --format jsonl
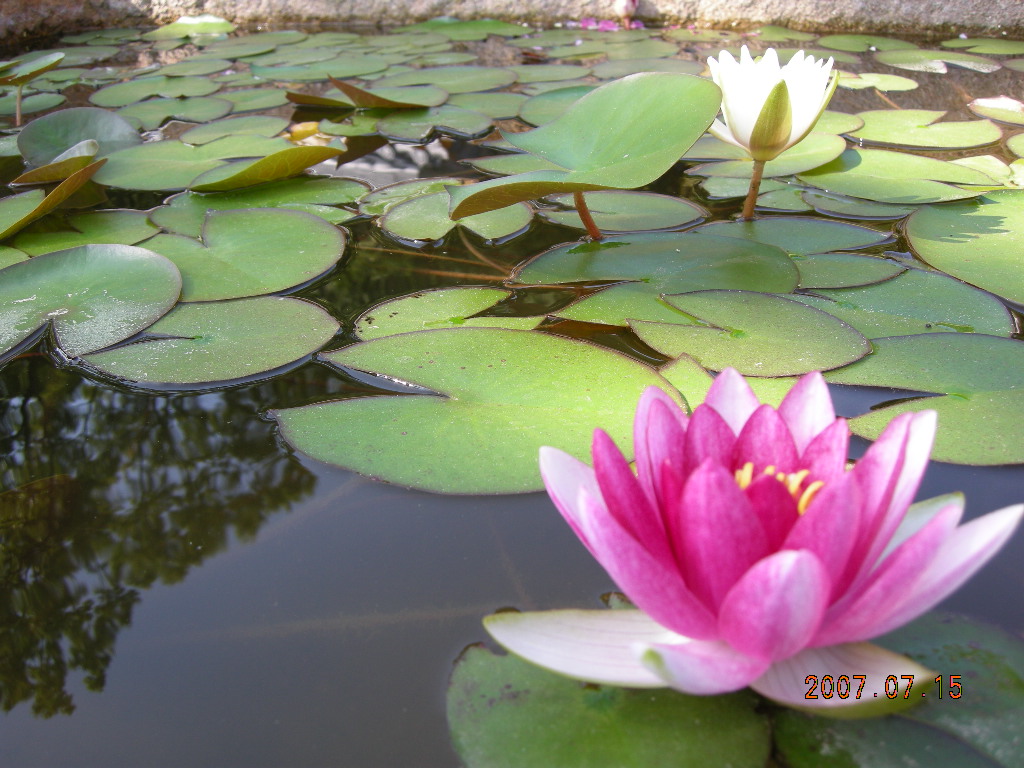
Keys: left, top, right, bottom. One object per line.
{"left": 1, "top": 16, "right": 1024, "bottom": 493}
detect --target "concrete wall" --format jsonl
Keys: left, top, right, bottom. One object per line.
{"left": 2, "top": 0, "right": 1023, "bottom": 49}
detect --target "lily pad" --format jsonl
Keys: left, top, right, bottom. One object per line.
{"left": 380, "top": 192, "right": 532, "bottom": 243}
{"left": 695, "top": 216, "right": 891, "bottom": 255}
{"left": 12, "top": 209, "right": 158, "bottom": 255}
{"left": 140, "top": 14, "right": 235, "bottom": 41}
{"left": 178, "top": 115, "right": 290, "bottom": 145}
{"left": 790, "top": 267, "right": 1014, "bottom": 338}
{"left": 940, "top": 37, "right": 1024, "bottom": 55}
{"left": 518, "top": 85, "right": 596, "bottom": 127}
{"left": 354, "top": 287, "right": 541, "bottom": 339}
{"left": 817, "top": 34, "right": 918, "bottom": 52}
{"left": 82, "top": 296, "right": 339, "bottom": 387}
{"left": 188, "top": 145, "right": 343, "bottom": 192}
{"left": 591, "top": 58, "right": 705, "bottom": 79}
{"left": 466, "top": 153, "right": 563, "bottom": 176}
{"left": 0, "top": 53, "right": 65, "bottom": 86}
{"left": 905, "top": 190, "right": 1024, "bottom": 305}
{"left": 874, "top": 48, "right": 1001, "bottom": 73}
{"left": 116, "top": 96, "right": 233, "bottom": 130}
{"left": 376, "top": 105, "right": 493, "bottom": 143}
{"left": 800, "top": 191, "right": 916, "bottom": 220}
{"left": 791, "top": 252, "right": 906, "bottom": 289}
{"left": 447, "top": 644, "right": 771, "bottom": 768}
{"left": 0, "top": 92, "right": 65, "bottom": 118}
{"left": 967, "top": 96, "right": 1024, "bottom": 126}
{"left": 249, "top": 56, "right": 393, "bottom": 82}
{"left": 90, "top": 75, "right": 222, "bottom": 107}
{"left": 826, "top": 333, "right": 1024, "bottom": 465}
{"left": 447, "top": 92, "right": 527, "bottom": 119}
{"left": 539, "top": 191, "right": 706, "bottom": 232}
{"left": 631, "top": 290, "right": 870, "bottom": 376}
{"left": 373, "top": 65, "right": 517, "bottom": 94}
{"left": 219, "top": 88, "right": 290, "bottom": 113}
{"left": 0, "top": 244, "right": 181, "bottom": 362}
{"left": 837, "top": 71, "right": 919, "bottom": 91}
{"left": 156, "top": 57, "right": 233, "bottom": 77}
{"left": 687, "top": 133, "right": 847, "bottom": 178}
{"left": 271, "top": 328, "right": 680, "bottom": 494}
{"left": 358, "top": 178, "right": 460, "bottom": 216}
{"left": 395, "top": 18, "right": 527, "bottom": 41}
{"left": 848, "top": 110, "right": 1001, "bottom": 150}
{"left": 142, "top": 208, "right": 346, "bottom": 301}
{"left": 0, "top": 162, "right": 105, "bottom": 240}
{"left": 12, "top": 140, "right": 98, "bottom": 185}
{"left": 14, "top": 110, "right": 140, "bottom": 166}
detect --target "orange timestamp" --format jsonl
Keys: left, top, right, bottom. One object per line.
{"left": 804, "top": 674, "right": 963, "bottom": 700}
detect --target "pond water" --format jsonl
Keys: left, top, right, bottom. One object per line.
{"left": 1, "top": 18, "right": 1023, "bottom": 768}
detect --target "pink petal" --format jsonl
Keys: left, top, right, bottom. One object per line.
{"left": 778, "top": 371, "right": 836, "bottom": 454}
{"left": 680, "top": 404, "right": 736, "bottom": 478}
{"left": 752, "top": 642, "right": 935, "bottom": 712}
{"left": 539, "top": 445, "right": 602, "bottom": 550}
{"left": 813, "top": 501, "right": 961, "bottom": 646}
{"left": 574, "top": 486, "right": 720, "bottom": 640}
{"left": 642, "top": 639, "right": 770, "bottom": 694}
{"left": 704, "top": 367, "right": 761, "bottom": 435}
{"left": 633, "top": 387, "right": 688, "bottom": 509}
{"left": 732, "top": 404, "right": 800, "bottom": 473}
{"left": 744, "top": 473, "right": 800, "bottom": 549}
{"left": 671, "top": 461, "right": 771, "bottom": 611}
{"left": 863, "top": 503, "right": 1023, "bottom": 637}
{"left": 483, "top": 609, "right": 675, "bottom": 688}
{"left": 798, "top": 417, "right": 850, "bottom": 484}
{"left": 718, "top": 550, "right": 830, "bottom": 661}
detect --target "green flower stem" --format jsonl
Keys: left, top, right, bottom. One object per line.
{"left": 741, "top": 160, "right": 766, "bottom": 220}
{"left": 573, "top": 191, "right": 603, "bottom": 241}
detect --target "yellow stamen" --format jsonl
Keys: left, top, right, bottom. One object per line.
{"left": 734, "top": 462, "right": 824, "bottom": 515}
{"left": 798, "top": 480, "right": 825, "bottom": 514}
{"left": 735, "top": 461, "right": 755, "bottom": 489}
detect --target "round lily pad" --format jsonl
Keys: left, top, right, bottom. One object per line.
{"left": 117, "top": 96, "right": 234, "bottom": 130}
{"left": 967, "top": 96, "right": 1024, "bottom": 126}
{"left": 17, "top": 107, "right": 142, "bottom": 167}
{"left": 791, "top": 252, "right": 906, "bottom": 289}
{"left": 12, "top": 209, "right": 158, "bottom": 255}
{"left": 874, "top": 48, "right": 1001, "bottom": 73}
{"left": 687, "top": 133, "right": 847, "bottom": 178}
{"left": 695, "top": 216, "right": 890, "bottom": 255}
{"left": 82, "top": 296, "right": 339, "bottom": 387}
{"left": 373, "top": 65, "right": 517, "bottom": 94}
{"left": 0, "top": 244, "right": 181, "bottom": 361}
{"left": 591, "top": 58, "right": 704, "bottom": 79}
{"left": 380, "top": 191, "right": 531, "bottom": 243}
{"left": 848, "top": 110, "right": 1001, "bottom": 150}
{"left": 188, "top": 145, "right": 343, "bottom": 192}
{"left": 518, "top": 85, "right": 596, "bottom": 127}
{"left": 178, "top": 115, "right": 290, "bottom": 145}
{"left": 941, "top": 37, "right": 1024, "bottom": 55}
{"left": 817, "top": 34, "right": 918, "bottom": 52}
{"left": 447, "top": 92, "right": 527, "bottom": 119}
{"left": 837, "top": 71, "right": 919, "bottom": 91}
{"left": 376, "top": 105, "right": 493, "bottom": 142}
{"left": 90, "top": 75, "right": 221, "bottom": 107}
{"left": 539, "top": 191, "right": 707, "bottom": 232}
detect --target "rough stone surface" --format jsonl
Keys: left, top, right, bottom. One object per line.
{"left": 2, "top": 0, "right": 1023, "bottom": 50}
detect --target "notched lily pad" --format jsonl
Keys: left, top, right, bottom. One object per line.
{"left": 539, "top": 191, "right": 706, "bottom": 233}
{"left": 380, "top": 190, "right": 532, "bottom": 243}
{"left": 848, "top": 110, "right": 1001, "bottom": 150}
{"left": 874, "top": 48, "right": 1001, "bottom": 73}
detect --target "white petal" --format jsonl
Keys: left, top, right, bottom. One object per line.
{"left": 484, "top": 609, "right": 677, "bottom": 688}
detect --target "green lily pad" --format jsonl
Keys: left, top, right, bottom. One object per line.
{"left": 151, "top": 176, "right": 367, "bottom": 237}
{"left": 141, "top": 14, "right": 235, "bottom": 41}
{"left": 12, "top": 209, "right": 158, "bottom": 254}
{"left": 687, "top": 133, "right": 847, "bottom": 178}
{"left": 874, "top": 48, "right": 1001, "bottom": 73}
{"left": 220, "top": 87, "right": 290, "bottom": 113}
{"left": 508, "top": 64, "right": 590, "bottom": 83}
{"left": 271, "top": 327, "right": 681, "bottom": 494}
{"left": 664, "top": 28, "right": 743, "bottom": 42}
{"left": 0, "top": 53, "right": 65, "bottom": 86}
{"left": 967, "top": 96, "right": 1024, "bottom": 126}
{"left": 631, "top": 291, "right": 870, "bottom": 376}
{"left": 0, "top": 91, "right": 65, "bottom": 117}
{"left": 188, "top": 145, "right": 343, "bottom": 192}
{"left": 798, "top": 148, "right": 992, "bottom": 204}
{"left": 848, "top": 110, "right": 1001, "bottom": 150}
{"left": 0, "top": 161, "right": 105, "bottom": 240}
{"left": 949, "top": 155, "right": 1024, "bottom": 188}
{"left": 373, "top": 65, "right": 517, "bottom": 94}
{"left": 376, "top": 105, "right": 493, "bottom": 143}
{"left": 0, "top": 246, "right": 28, "bottom": 269}
{"left": 156, "top": 57, "right": 233, "bottom": 77}
{"left": 591, "top": 58, "right": 705, "bottom": 79}
{"left": 1009, "top": 133, "right": 1024, "bottom": 158}
{"left": 18, "top": 47, "right": 114, "bottom": 68}
{"left": 603, "top": 39, "right": 680, "bottom": 60}
{"left": 518, "top": 85, "right": 597, "bottom": 127}
{"left": 465, "top": 153, "right": 563, "bottom": 176}
{"left": 12, "top": 140, "right": 98, "bottom": 184}
{"left": 358, "top": 178, "right": 460, "bottom": 216}
{"left": 90, "top": 75, "right": 221, "bottom": 107}
{"left": 905, "top": 190, "right": 1024, "bottom": 305}
{"left": 354, "top": 287, "right": 541, "bottom": 339}
{"left": 412, "top": 52, "right": 478, "bottom": 67}
{"left": 447, "top": 644, "right": 770, "bottom": 768}
{"left": 941, "top": 37, "right": 1024, "bottom": 55}
{"left": 790, "top": 267, "right": 1014, "bottom": 338}
{"left": 178, "top": 115, "right": 290, "bottom": 145}
{"left": 791, "top": 252, "right": 906, "bottom": 288}
{"left": 142, "top": 208, "right": 345, "bottom": 301}
{"left": 329, "top": 79, "right": 449, "bottom": 109}
{"left": 801, "top": 191, "right": 917, "bottom": 220}
{"left": 539, "top": 191, "right": 706, "bottom": 232}
{"left": 826, "top": 333, "right": 1024, "bottom": 465}
{"left": 817, "top": 34, "right": 918, "bottom": 52}
{"left": 695, "top": 216, "right": 891, "bottom": 255}
{"left": 116, "top": 96, "right": 234, "bottom": 130}
{"left": 448, "top": 73, "right": 721, "bottom": 219}
{"left": 837, "top": 71, "right": 919, "bottom": 91}
{"left": 380, "top": 191, "right": 532, "bottom": 243}
{"left": 815, "top": 110, "right": 866, "bottom": 134}
{"left": 0, "top": 244, "right": 181, "bottom": 362}
{"left": 17, "top": 107, "right": 141, "bottom": 166}
{"left": 249, "top": 56, "right": 393, "bottom": 82}
{"left": 82, "top": 296, "right": 339, "bottom": 387}
{"left": 753, "top": 26, "right": 817, "bottom": 42}
{"left": 447, "top": 92, "right": 527, "bottom": 119}
{"left": 395, "top": 18, "right": 527, "bottom": 41}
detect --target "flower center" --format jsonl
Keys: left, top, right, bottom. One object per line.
{"left": 734, "top": 462, "right": 824, "bottom": 514}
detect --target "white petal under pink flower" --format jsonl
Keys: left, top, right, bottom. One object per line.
{"left": 707, "top": 46, "right": 837, "bottom": 162}
{"left": 484, "top": 369, "right": 1023, "bottom": 711}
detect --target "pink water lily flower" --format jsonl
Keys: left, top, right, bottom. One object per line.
{"left": 485, "top": 370, "right": 1023, "bottom": 711}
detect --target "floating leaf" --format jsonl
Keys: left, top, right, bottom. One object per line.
{"left": 874, "top": 48, "right": 1001, "bottom": 73}
{"left": 448, "top": 92, "right": 527, "bottom": 119}
{"left": 17, "top": 107, "right": 142, "bottom": 166}
{"left": 82, "top": 297, "right": 339, "bottom": 387}
{"left": 358, "top": 178, "right": 459, "bottom": 216}
{"left": 465, "top": 153, "right": 562, "bottom": 176}
{"left": 967, "top": 95, "right": 1024, "bottom": 126}
{"left": 141, "top": 14, "right": 235, "bottom": 41}
{"left": 518, "top": 85, "right": 596, "bottom": 127}
{"left": 508, "top": 64, "right": 590, "bottom": 83}
{"left": 631, "top": 291, "right": 870, "bottom": 376}
{"left": 220, "top": 87, "right": 290, "bottom": 113}
{"left": 848, "top": 110, "right": 1001, "bottom": 150}
{"left": 327, "top": 79, "right": 448, "bottom": 108}
{"left": 376, "top": 105, "right": 493, "bottom": 142}
{"left": 395, "top": 18, "right": 527, "bottom": 41}
{"left": 447, "top": 644, "right": 770, "bottom": 768}
{"left": 142, "top": 208, "right": 345, "bottom": 301}
{"left": 800, "top": 191, "right": 916, "bottom": 220}
{"left": 178, "top": 115, "right": 290, "bottom": 145}
{"left": 791, "top": 252, "right": 906, "bottom": 289}
{"left": 250, "top": 56, "right": 392, "bottom": 82}
{"left": 695, "top": 216, "right": 891, "bottom": 255}
{"left": 826, "top": 334, "right": 1024, "bottom": 465}
{"left": 354, "top": 287, "right": 541, "bottom": 340}
{"left": 116, "top": 96, "right": 233, "bottom": 130}
{"left": 0, "top": 92, "right": 65, "bottom": 118}
{"left": 188, "top": 145, "right": 343, "bottom": 192}
{"left": 12, "top": 140, "right": 98, "bottom": 184}
{"left": 271, "top": 328, "right": 679, "bottom": 494}
{"left": 0, "top": 53, "right": 65, "bottom": 87}
{"left": 941, "top": 37, "right": 1024, "bottom": 55}
{"left": 373, "top": 65, "right": 517, "bottom": 93}
{"left": 687, "top": 133, "right": 846, "bottom": 178}
{"left": 817, "top": 34, "right": 918, "bottom": 52}
{"left": 837, "top": 71, "right": 919, "bottom": 91}
{"left": 90, "top": 75, "right": 221, "bottom": 107}
{"left": 591, "top": 58, "right": 704, "bottom": 79}
{"left": 0, "top": 161, "right": 105, "bottom": 240}
{"left": 156, "top": 57, "right": 233, "bottom": 77}
{"left": 0, "top": 244, "right": 180, "bottom": 362}
{"left": 12, "top": 209, "right": 158, "bottom": 254}
{"left": 539, "top": 191, "right": 706, "bottom": 232}
{"left": 905, "top": 190, "right": 1024, "bottom": 304}
{"left": 380, "top": 191, "right": 531, "bottom": 243}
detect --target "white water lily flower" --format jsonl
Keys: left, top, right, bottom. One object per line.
{"left": 707, "top": 46, "right": 837, "bottom": 162}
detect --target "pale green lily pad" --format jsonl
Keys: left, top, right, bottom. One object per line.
{"left": 753, "top": 26, "right": 817, "bottom": 42}
{"left": 116, "top": 96, "right": 233, "bottom": 130}
{"left": 546, "top": 41, "right": 618, "bottom": 59}
{"left": 373, "top": 65, "right": 517, "bottom": 94}
{"left": 826, "top": 334, "right": 1024, "bottom": 465}
{"left": 540, "top": 191, "right": 706, "bottom": 232}
{"left": 376, "top": 105, "right": 493, "bottom": 143}
{"left": 1009, "top": 133, "right": 1024, "bottom": 158}
{"left": 837, "top": 71, "right": 919, "bottom": 91}
{"left": 798, "top": 148, "right": 992, "bottom": 204}
{"left": 151, "top": 176, "right": 367, "bottom": 236}
{"left": 12, "top": 209, "right": 158, "bottom": 255}
{"left": 412, "top": 52, "right": 478, "bottom": 67}
{"left": 395, "top": 18, "right": 527, "bottom": 41}
{"left": 815, "top": 110, "right": 866, "bottom": 134}
{"left": 156, "top": 57, "right": 233, "bottom": 77}
{"left": 317, "top": 113, "right": 384, "bottom": 137}
{"left": 0, "top": 246, "right": 27, "bottom": 269}
{"left": 358, "top": 178, "right": 459, "bottom": 216}
{"left": 0, "top": 244, "right": 181, "bottom": 362}
{"left": 448, "top": 92, "right": 527, "bottom": 119}
{"left": 249, "top": 56, "right": 392, "bottom": 82}
{"left": 905, "top": 190, "right": 1024, "bottom": 304}
{"left": 817, "top": 34, "right": 918, "bottom": 52}
{"left": 466, "top": 153, "right": 564, "bottom": 176}
{"left": 874, "top": 48, "right": 1001, "bottom": 73}
{"left": 752, "top": 188, "right": 810, "bottom": 212}
{"left": 508, "top": 64, "right": 590, "bottom": 83}
{"left": 90, "top": 75, "right": 221, "bottom": 107}
{"left": 179, "top": 115, "right": 290, "bottom": 145}
{"left": 967, "top": 96, "right": 1024, "bottom": 126}
{"left": 380, "top": 192, "right": 532, "bottom": 243}
{"left": 792, "top": 252, "right": 906, "bottom": 288}
{"left": 271, "top": 327, "right": 680, "bottom": 494}
{"left": 142, "top": 208, "right": 345, "bottom": 301}
{"left": 801, "top": 191, "right": 917, "bottom": 220}
{"left": 0, "top": 92, "right": 65, "bottom": 117}
{"left": 447, "top": 644, "right": 770, "bottom": 768}
{"left": 941, "top": 37, "right": 1024, "bottom": 55}
{"left": 1005, "top": 59, "right": 1024, "bottom": 73}
{"left": 687, "top": 133, "right": 847, "bottom": 178}
{"left": 591, "top": 58, "right": 704, "bottom": 79}
{"left": 520, "top": 79, "right": 596, "bottom": 96}
{"left": 603, "top": 39, "right": 680, "bottom": 60}
{"left": 220, "top": 88, "right": 290, "bottom": 113}
{"left": 518, "top": 85, "right": 596, "bottom": 127}
{"left": 17, "top": 107, "right": 141, "bottom": 166}
{"left": 141, "top": 14, "right": 235, "bottom": 41}
{"left": 682, "top": 137, "right": 752, "bottom": 162}
{"left": 12, "top": 140, "right": 98, "bottom": 185}
{"left": 790, "top": 268, "right": 1014, "bottom": 338}
{"left": 188, "top": 145, "right": 343, "bottom": 192}
{"left": 354, "top": 287, "right": 541, "bottom": 339}
{"left": 631, "top": 291, "right": 870, "bottom": 376}
{"left": 82, "top": 296, "right": 339, "bottom": 386}
{"left": 19, "top": 47, "right": 114, "bottom": 68}
{"left": 848, "top": 110, "right": 1001, "bottom": 150}
{"left": 0, "top": 162, "right": 105, "bottom": 240}
{"left": 662, "top": 28, "right": 742, "bottom": 42}
{"left": 93, "top": 134, "right": 293, "bottom": 191}
{"left": 949, "top": 155, "right": 1024, "bottom": 188}
{"left": 695, "top": 216, "right": 890, "bottom": 255}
